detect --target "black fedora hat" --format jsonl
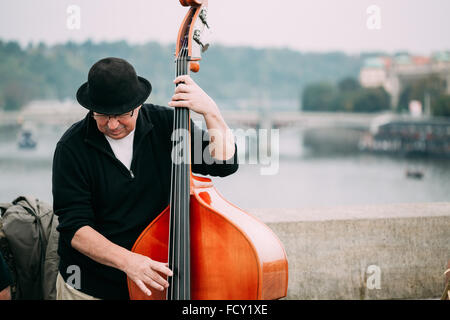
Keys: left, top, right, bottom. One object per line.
{"left": 76, "top": 57, "right": 152, "bottom": 114}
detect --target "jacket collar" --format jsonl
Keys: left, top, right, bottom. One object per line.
{"left": 83, "top": 106, "right": 154, "bottom": 157}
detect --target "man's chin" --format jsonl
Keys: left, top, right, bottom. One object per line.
{"left": 106, "top": 130, "right": 126, "bottom": 139}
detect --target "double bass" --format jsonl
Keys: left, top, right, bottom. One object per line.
{"left": 127, "top": 0, "right": 288, "bottom": 300}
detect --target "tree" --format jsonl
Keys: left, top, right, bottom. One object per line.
{"left": 302, "top": 77, "right": 391, "bottom": 113}
{"left": 302, "top": 82, "right": 337, "bottom": 111}
{"left": 432, "top": 94, "right": 450, "bottom": 117}
{"left": 0, "top": 40, "right": 368, "bottom": 110}
{"left": 353, "top": 87, "right": 391, "bottom": 112}
{"left": 338, "top": 77, "right": 360, "bottom": 92}
{"left": 335, "top": 77, "right": 361, "bottom": 112}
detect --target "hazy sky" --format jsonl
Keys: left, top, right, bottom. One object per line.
{"left": 0, "top": 0, "right": 449, "bottom": 54}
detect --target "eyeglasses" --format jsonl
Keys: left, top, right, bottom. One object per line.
{"left": 92, "top": 109, "right": 135, "bottom": 122}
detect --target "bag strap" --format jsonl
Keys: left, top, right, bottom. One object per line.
{"left": 14, "top": 198, "right": 49, "bottom": 249}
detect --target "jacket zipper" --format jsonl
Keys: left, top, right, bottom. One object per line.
{"left": 86, "top": 140, "right": 136, "bottom": 180}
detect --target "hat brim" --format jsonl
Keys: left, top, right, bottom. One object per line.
{"left": 76, "top": 76, "right": 152, "bottom": 114}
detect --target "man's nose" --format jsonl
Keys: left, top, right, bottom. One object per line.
{"left": 107, "top": 117, "right": 120, "bottom": 130}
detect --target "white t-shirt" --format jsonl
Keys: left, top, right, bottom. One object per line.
{"left": 104, "top": 129, "right": 135, "bottom": 170}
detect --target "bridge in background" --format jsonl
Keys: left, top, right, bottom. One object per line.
{"left": 1, "top": 100, "right": 445, "bottom": 136}
{"left": 0, "top": 108, "right": 382, "bottom": 136}
{"left": 218, "top": 110, "right": 378, "bottom": 130}
{"left": 0, "top": 103, "right": 381, "bottom": 131}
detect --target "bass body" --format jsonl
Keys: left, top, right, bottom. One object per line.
{"left": 128, "top": 175, "right": 288, "bottom": 300}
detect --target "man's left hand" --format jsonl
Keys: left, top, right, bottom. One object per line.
{"left": 168, "top": 75, "right": 236, "bottom": 162}
{"left": 168, "top": 75, "right": 219, "bottom": 118}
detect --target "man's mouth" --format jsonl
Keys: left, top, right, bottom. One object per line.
{"left": 107, "top": 126, "right": 125, "bottom": 136}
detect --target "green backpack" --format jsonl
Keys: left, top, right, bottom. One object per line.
{"left": 0, "top": 196, "right": 59, "bottom": 300}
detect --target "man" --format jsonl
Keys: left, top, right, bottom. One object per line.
{"left": 52, "top": 57, "right": 238, "bottom": 300}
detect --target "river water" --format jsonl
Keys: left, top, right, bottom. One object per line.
{"left": 0, "top": 124, "right": 449, "bottom": 211}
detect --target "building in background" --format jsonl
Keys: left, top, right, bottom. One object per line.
{"left": 359, "top": 51, "right": 450, "bottom": 110}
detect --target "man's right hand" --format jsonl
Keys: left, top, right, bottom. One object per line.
{"left": 123, "top": 252, "right": 173, "bottom": 296}
{"left": 71, "top": 226, "right": 173, "bottom": 297}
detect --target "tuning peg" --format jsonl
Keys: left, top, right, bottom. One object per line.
{"left": 193, "top": 29, "right": 209, "bottom": 52}
{"left": 193, "top": 30, "right": 202, "bottom": 44}
{"left": 199, "top": 8, "right": 209, "bottom": 28}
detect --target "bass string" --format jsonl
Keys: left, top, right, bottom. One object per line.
{"left": 169, "top": 33, "right": 190, "bottom": 300}
{"left": 177, "top": 40, "right": 184, "bottom": 300}
{"left": 168, "top": 56, "right": 175, "bottom": 300}
{"left": 182, "top": 36, "right": 191, "bottom": 300}
{"left": 179, "top": 37, "right": 184, "bottom": 301}
{"left": 178, "top": 37, "right": 189, "bottom": 300}
{"left": 181, "top": 34, "right": 190, "bottom": 300}
{"left": 169, "top": 41, "right": 181, "bottom": 300}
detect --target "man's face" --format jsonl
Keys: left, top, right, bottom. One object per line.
{"left": 93, "top": 105, "right": 141, "bottom": 139}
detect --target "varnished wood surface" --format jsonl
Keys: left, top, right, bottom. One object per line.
{"left": 127, "top": 175, "right": 288, "bottom": 300}
{"left": 179, "top": 0, "right": 204, "bottom": 7}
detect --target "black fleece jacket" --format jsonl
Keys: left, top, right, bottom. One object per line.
{"left": 52, "top": 104, "right": 238, "bottom": 299}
